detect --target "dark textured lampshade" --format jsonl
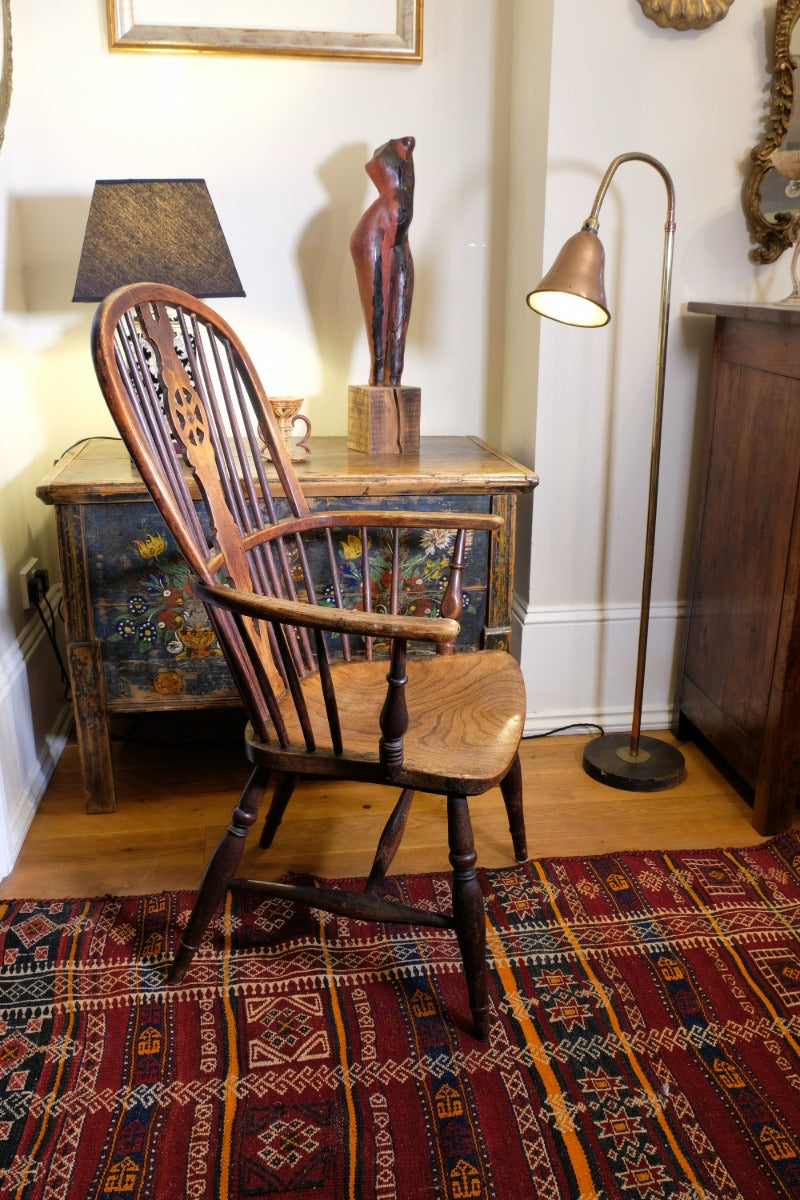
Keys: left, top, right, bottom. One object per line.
{"left": 72, "top": 178, "right": 245, "bottom": 302}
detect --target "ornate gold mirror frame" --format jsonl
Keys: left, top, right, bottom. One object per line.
{"left": 744, "top": 0, "right": 800, "bottom": 263}
{"left": 636, "top": 0, "right": 734, "bottom": 31}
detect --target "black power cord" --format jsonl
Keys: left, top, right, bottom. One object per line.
{"left": 32, "top": 584, "right": 71, "bottom": 702}
{"left": 526, "top": 722, "right": 605, "bottom": 739}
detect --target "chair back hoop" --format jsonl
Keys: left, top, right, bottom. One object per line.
{"left": 91, "top": 283, "right": 321, "bottom": 739}
{"left": 92, "top": 282, "right": 476, "bottom": 764}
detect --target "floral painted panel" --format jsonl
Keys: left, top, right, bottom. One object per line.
{"left": 82, "top": 496, "right": 490, "bottom": 709}
{"left": 328, "top": 523, "right": 482, "bottom": 620}
{"left": 84, "top": 509, "right": 233, "bottom": 708}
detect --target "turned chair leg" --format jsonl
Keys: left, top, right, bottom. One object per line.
{"left": 259, "top": 771, "right": 297, "bottom": 849}
{"left": 447, "top": 792, "right": 490, "bottom": 1041}
{"left": 168, "top": 764, "right": 270, "bottom": 984}
{"left": 500, "top": 752, "right": 528, "bottom": 862}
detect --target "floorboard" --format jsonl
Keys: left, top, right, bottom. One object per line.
{"left": 1, "top": 714, "right": 794, "bottom": 900}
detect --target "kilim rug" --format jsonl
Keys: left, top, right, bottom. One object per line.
{"left": 2, "top": 832, "right": 800, "bottom": 1200}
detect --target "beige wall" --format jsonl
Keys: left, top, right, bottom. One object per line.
{"left": 0, "top": 0, "right": 791, "bottom": 867}
{"left": 514, "top": 0, "right": 786, "bottom": 730}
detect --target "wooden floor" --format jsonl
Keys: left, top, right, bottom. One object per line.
{"left": 1, "top": 713, "right": 796, "bottom": 900}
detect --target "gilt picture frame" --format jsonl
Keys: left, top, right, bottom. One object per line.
{"left": 106, "top": 0, "right": 423, "bottom": 62}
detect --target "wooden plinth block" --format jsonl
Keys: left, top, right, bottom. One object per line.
{"left": 347, "top": 385, "right": 421, "bottom": 454}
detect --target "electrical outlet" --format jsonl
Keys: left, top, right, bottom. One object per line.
{"left": 19, "top": 557, "right": 47, "bottom": 610}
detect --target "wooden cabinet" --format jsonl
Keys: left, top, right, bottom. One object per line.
{"left": 674, "top": 302, "right": 800, "bottom": 833}
{"left": 38, "top": 436, "right": 536, "bottom": 813}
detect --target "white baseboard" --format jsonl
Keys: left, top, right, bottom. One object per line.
{"left": 0, "top": 588, "right": 72, "bottom": 881}
{"left": 512, "top": 597, "right": 684, "bottom": 738}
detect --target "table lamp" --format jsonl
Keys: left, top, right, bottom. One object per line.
{"left": 526, "top": 151, "right": 685, "bottom": 791}
{"left": 73, "top": 178, "right": 244, "bottom": 301}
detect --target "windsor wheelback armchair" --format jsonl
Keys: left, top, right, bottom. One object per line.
{"left": 91, "top": 282, "right": 528, "bottom": 1040}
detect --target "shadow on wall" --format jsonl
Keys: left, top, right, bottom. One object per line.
{"left": 3, "top": 193, "right": 91, "bottom": 314}
{"left": 296, "top": 142, "right": 371, "bottom": 427}
{"left": 296, "top": 139, "right": 431, "bottom": 429}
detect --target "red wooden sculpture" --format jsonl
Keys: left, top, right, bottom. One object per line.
{"left": 350, "top": 136, "right": 415, "bottom": 387}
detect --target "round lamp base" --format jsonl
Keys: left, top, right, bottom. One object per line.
{"left": 583, "top": 732, "right": 686, "bottom": 792}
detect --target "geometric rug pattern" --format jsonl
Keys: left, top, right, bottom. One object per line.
{"left": 2, "top": 831, "right": 800, "bottom": 1198}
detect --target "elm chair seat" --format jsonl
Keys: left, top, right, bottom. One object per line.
{"left": 91, "top": 282, "right": 528, "bottom": 1040}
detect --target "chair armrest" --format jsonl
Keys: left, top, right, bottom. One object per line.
{"left": 236, "top": 509, "right": 504, "bottom": 555}
{"left": 196, "top": 580, "right": 460, "bottom": 644}
{"left": 298, "top": 509, "right": 505, "bottom": 534}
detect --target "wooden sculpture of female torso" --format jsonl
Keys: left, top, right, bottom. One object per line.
{"left": 350, "top": 136, "right": 415, "bottom": 387}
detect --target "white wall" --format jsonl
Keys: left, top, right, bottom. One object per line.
{"left": 0, "top": 0, "right": 792, "bottom": 872}
{"left": 512, "top": 0, "right": 787, "bottom": 733}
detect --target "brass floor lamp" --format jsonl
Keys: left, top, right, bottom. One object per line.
{"left": 526, "top": 152, "right": 686, "bottom": 792}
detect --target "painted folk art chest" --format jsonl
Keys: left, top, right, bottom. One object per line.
{"left": 38, "top": 436, "right": 536, "bottom": 811}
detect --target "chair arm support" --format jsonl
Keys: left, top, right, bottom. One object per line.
{"left": 380, "top": 639, "right": 408, "bottom": 772}
{"left": 196, "top": 580, "right": 461, "bottom": 644}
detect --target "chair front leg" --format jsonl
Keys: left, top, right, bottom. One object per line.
{"left": 447, "top": 792, "right": 490, "bottom": 1041}
{"left": 168, "top": 763, "right": 270, "bottom": 984}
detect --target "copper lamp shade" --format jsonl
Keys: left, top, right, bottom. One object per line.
{"left": 73, "top": 179, "right": 245, "bottom": 302}
{"left": 526, "top": 226, "right": 609, "bottom": 328}
{"left": 526, "top": 152, "right": 685, "bottom": 793}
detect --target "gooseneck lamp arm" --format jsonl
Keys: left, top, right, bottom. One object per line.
{"left": 527, "top": 152, "right": 684, "bottom": 792}
{"left": 605, "top": 155, "right": 675, "bottom": 761}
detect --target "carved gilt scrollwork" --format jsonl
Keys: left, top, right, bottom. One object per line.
{"left": 744, "top": 0, "right": 800, "bottom": 263}
{"left": 636, "top": 0, "right": 734, "bottom": 31}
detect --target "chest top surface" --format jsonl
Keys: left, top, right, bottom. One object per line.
{"left": 37, "top": 436, "right": 537, "bottom": 506}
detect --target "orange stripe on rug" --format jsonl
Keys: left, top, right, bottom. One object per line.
{"left": 673, "top": 849, "right": 800, "bottom": 1061}
{"left": 318, "top": 893, "right": 358, "bottom": 1200}
{"left": 485, "top": 915, "right": 595, "bottom": 1194}
{"left": 218, "top": 891, "right": 240, "bottom": 1200}
{"left": 529, "top": 859, "right": 706, "bottom": 1197}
